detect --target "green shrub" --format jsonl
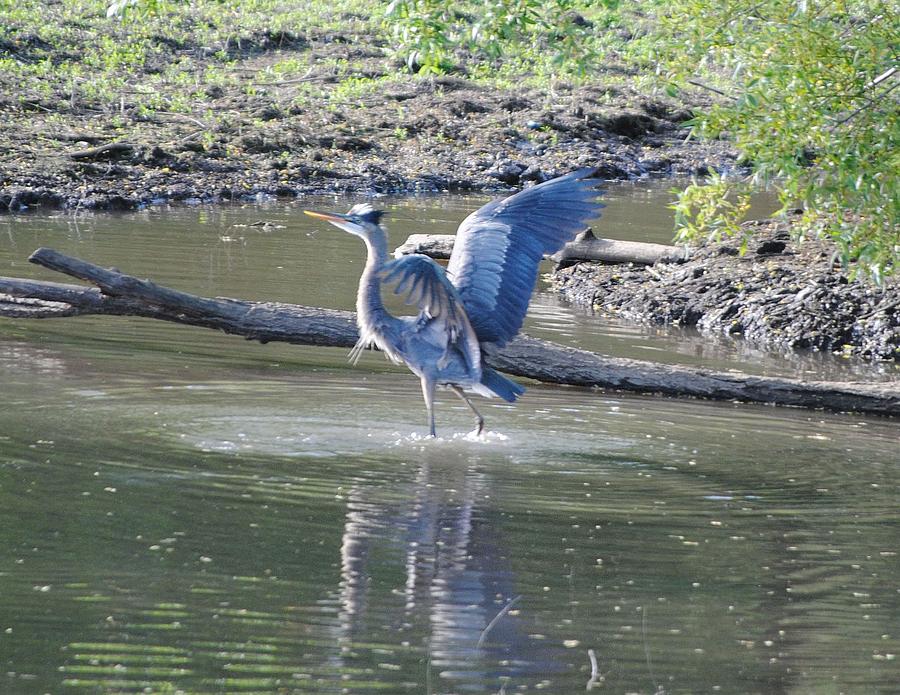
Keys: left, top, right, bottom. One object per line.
{"left": 383, "top": 0, "right": 605, "bottom": 76}
{"left": 648, "top": 0, "right": 898, "bottom": 281}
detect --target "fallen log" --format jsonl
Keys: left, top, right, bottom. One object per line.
{"left": 0, "top": 249, "right": 358, "bottom": 348}
{"left": 394, "top": 229, "right": 687, "bottom": 264}
{"left": 551, "top": 229, "right": 688, "bottom": 264}
{"left": 0, "top": 247, "right": 896, "bottom": 417}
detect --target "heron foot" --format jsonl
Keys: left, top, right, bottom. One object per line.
{"left": 451, "top": 385, "right": 484, "bottom": 438}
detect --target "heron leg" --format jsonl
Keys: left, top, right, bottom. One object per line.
{"left": 420, "top": 376, "right": 436, "bottom": 437}
{"left": 450, "top": 385, "right": 484, "bottom": 436}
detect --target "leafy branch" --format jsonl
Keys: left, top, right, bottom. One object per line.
{"left": 648, "top": 0, "right": 899, "bottom": 281}
{"left": 382, "top": 0, "right": 608, "bottom": 76}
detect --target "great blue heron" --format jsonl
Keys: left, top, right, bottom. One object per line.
{"left": 304, "top": 167, "right": 604, "bottom": 437}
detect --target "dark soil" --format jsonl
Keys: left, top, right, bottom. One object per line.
{"left": 551, "top": 217, "right": 900, "bottom": 360}
{"left": 0, "top": 31, "right": 736, "bottom": 212}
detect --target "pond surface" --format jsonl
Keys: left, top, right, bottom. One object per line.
{"left": 1, "top": 184, "right": 898, "bottom": 694}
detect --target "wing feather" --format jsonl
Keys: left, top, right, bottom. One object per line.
{"left": 381, "top": 254, "right": 481, "bottom": 373}
{"left": 447, "top": 168, "right": 604, "bottom": 347}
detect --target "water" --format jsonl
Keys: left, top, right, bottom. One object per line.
{"left": 1, "top": 184, "right": 898, "bottom": 694}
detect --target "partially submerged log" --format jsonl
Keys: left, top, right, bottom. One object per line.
{"left": 0, "top": 249, "right": 358, "bottom": 348}
{"left": 0, "top": 248, "right": 896, "bottom": 417}
{"left": 394, "top": 229, "right": 687, "bottom": 264}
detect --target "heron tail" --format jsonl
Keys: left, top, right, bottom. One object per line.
{"left": 480, "top": 367, "right": 525, "bottom": 403}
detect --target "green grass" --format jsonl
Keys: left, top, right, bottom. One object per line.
{"left": 0, "top": 0, "right": 381, "bottom": 113}
{"left": 0, "top": 0, "right": 637, "bottom": 116}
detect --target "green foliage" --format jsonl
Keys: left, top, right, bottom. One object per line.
{"left": 383, "top": 0, "right": 607, "bottom": 76}
{"left": 384, "top": 0, "right": 457, "bottom": 74}
{"left": 648, "top": 0, "right": 899, "bottom": 281}
{"left": 471, "top": 0, "right": 540, "bottom": 59}
{"left": 671, "top": 172, "right": 752, "bottom": 249}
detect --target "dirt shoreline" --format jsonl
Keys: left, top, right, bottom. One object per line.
{"left": 1, "top": 22, "right": 738, "bottom": 212}
{"left": 0, "top": 79, "right": 736, "bottom": 212}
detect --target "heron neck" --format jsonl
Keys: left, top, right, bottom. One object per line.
{"left": 358, "top": 231, "right": 389, "bottom": 323}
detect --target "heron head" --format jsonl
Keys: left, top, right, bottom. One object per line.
{"left": 303, "top": 203, "right": 385, "bottom": 240}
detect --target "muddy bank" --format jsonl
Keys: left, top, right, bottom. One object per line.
{"left": 551, "top": 217, "right": 899, "bottom": 360}
{"left": 0, "top": 27, "right": 735, "bottom": 212}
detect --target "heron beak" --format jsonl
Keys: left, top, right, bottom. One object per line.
{"left": 304, "top": 209, "right": 366, "bottom": 236}
{"left": 303, "top": 210, "right": 346, "bottom": 223}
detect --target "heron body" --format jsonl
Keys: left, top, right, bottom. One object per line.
{"left": 305, "top": 168, "right": 605, "bottom": 436}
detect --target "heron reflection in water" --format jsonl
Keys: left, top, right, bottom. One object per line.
{"left": 305, "top": 168, "right": 604, "bottom": 436}
{"left": 332, "top": 451, "right": 565, "bottom": 690}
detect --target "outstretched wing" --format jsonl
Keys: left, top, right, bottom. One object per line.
{"left": 447, "top": 168, "right": 604, "bottom": 348}
{"left": 381, "top": 254, "right": 481, "bottom": 373}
